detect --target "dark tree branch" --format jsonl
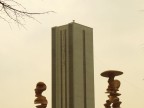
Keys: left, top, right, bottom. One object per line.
{"left": 0, "top": 0, "right": 54, "bottom": 26}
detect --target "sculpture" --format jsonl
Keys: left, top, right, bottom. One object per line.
{"left": 34, "top": 82, "right": 48, "bottom": 108}
{"left": 101, "top": 70, "right": 123, "bottom": 108}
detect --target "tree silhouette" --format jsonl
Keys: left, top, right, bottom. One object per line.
{"left": 0, "top": 0, "right": 54, "bottom": 26}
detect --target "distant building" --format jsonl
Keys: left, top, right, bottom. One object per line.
{"left": 52, "top": 21, "right": 95, "bottom": 108}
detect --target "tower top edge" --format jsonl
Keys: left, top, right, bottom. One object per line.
{"left": 52, "top": 21, "right": 93, "bottom": 29}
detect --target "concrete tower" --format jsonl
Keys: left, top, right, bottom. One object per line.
{"left": 52, "top": 22, "right": 95, "bottom": 108}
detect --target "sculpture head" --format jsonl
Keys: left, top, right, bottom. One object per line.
{"left": 35, "top": 82, "right": 47, "bottom": 97}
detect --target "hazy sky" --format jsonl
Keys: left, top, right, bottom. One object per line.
{"left": 1, "top": 0, "right": 144, "bottom": 108}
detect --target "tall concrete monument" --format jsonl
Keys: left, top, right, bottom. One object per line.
{"left": 52, "top": 21, "right": 95, "bottom": 108}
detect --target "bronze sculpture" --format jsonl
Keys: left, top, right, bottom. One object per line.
{"left": 34, "top": 82, "right": 48, "bottom": 108}
{"left": 101, "top": 70, "right": 123, "bottom": 108}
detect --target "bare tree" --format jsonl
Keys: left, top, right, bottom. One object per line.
{"left": 0, "top": 0, "right": 54, "bottom": 26}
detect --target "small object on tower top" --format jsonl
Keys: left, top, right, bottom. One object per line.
{"left": 73, "top": 20, "right": 75, "bottom": 23}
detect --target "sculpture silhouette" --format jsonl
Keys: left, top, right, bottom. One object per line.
{"left": 101, "top": 70, "right": 123, "bottom": 108}
{"left": 34, "top": 82, "right": 48, "bottom": 108}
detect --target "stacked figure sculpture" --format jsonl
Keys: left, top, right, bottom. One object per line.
{"left": 34, "top": 82, "right": 48, "bottom": 108}
{"left": 101, "top": 70, "right": 123, "bottom": 108}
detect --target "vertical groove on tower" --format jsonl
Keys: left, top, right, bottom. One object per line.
{"left": 83, "top": 30, "right": 87, "bottom": 108}
{"left": 68, "top": 24, "right": 74, "bottom": 108}
{"left": 64, "top": 29, "right": 67, "bottom": 108}
{"left": 52, "top": 28, "right": 56, "bottom": 108}
{"left": 60, "top": 31, "right": 63, "bottom": 108}
{"left": 60, "top": 29, "right": 67, "bottom": 108}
